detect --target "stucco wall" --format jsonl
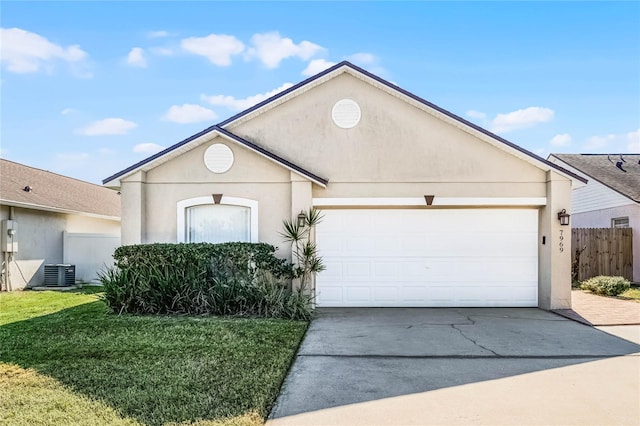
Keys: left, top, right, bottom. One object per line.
{"left": 572, "top": 204, "right": 640, "bottom": 282}
{"left": 135, "top": 139, "right": 294, "bottom": 258}
{"left": 0, "top": 204, "right": 120, "bottom": 290}
{"left": 230, "top": 72, "right": 547, "bottom": 198}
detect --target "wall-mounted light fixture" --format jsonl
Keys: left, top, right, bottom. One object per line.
{"left": 557, "top": 209, "right": 570, "bottom": 226}
{"left": 297, "top": 210, "right": 306, "bottom": 227}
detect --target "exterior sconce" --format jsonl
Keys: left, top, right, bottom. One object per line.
{"left": 557, "top": 209, "right": 570, "bottom": 226}
{"left": 297, "top": 210, "right": 306, "bottom": 227}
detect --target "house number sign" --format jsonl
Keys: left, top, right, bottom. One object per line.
{"left": 559, "top": 229, "right": 564, "bottom": 253}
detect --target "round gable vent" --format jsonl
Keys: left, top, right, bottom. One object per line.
{"left": 204, "top": 143, "right": 234, "bottom": 173}
{"left": 332, "top": 99, "right": 361, "bottom": 129}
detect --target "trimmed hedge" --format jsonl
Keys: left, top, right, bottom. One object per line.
{"left": 580, "top": 275, "right": 630, "bottom": 296}
{"left": 100, "top": 243, "right": 313, "bottom": 319}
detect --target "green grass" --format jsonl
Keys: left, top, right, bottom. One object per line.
{"left": 0, "top": 289, "right": 307, "bottom": 426}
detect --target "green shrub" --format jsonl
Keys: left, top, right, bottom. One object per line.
{"left": 99, "top": 243, "right": 313, "bottom": 319}
{"left": 580, "top": 275, "right": 630, "bottom": 296}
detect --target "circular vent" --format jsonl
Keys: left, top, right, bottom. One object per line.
{"left": 204, "top": 143, "right": 234, "bottom": 173}
{"left": 332, "top": 99, "right": 361, "bottom": 129}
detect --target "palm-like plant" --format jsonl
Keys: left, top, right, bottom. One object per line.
{"left": 280, "top": 208, "right": 325, "bottom": 289}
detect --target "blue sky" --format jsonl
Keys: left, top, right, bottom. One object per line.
{"left": 1, "top": 1, "right": 639, "bottom": 184}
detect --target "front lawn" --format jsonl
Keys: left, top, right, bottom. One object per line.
{"left": 0, "top": 289, "right": 307, "bottom": 426}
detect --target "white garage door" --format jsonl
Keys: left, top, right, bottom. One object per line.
{"left": 315, "top": 209, "right": 538, "bottom": 307}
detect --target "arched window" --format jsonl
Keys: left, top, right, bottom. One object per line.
{"left": 176, "top": 196, "right": 258, "bottom": 243}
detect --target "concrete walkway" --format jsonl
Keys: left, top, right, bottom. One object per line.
{"left": 268, "top": 308, "right": 640, "bottom": 426}
{"left": 553, "top": 290, "right": 640, "bottom": 326}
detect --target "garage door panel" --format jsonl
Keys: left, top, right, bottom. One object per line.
{"left": 374, "top": 262, "right": 399, "bottom": 277}
{"left": 422, "top": 258, "right": 538, "bottom": 282}
{"left": 513, "top": 286, "right": 538, "bottom": 302}
{"left": 321, "top": 261, "right": 344, "bottom": 278}
{"left": 373, "top": 287, "right": 399, "bottom": 302}
{"left": 317, "top": 286, "right": 343, "bottom": 304}
{"left": 322, "top": 257, "right": 538, "bottom": 283}
{"left": 346, "top": 287, "right": 370, "bottom": 303}
{"left": 316, "top": 209, "right": 538, "bottom": 307}
{"left": 345, "top": 262, "right": 371, "bottom": 278}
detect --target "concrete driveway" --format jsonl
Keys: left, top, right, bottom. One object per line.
{"left": 269, "top": 308, "right": 640, "bottom": 426}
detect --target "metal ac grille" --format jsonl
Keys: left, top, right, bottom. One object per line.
{"left": 44, "top": 264, "right": 76, "bottom": 287}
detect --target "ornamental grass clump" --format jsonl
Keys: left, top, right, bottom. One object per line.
{"left": 580, "top": 275, "right": 630, "bottom": 296}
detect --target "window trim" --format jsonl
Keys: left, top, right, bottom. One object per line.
{"left": 176, "top": 196, "right": 258, "bottom": 243}
{"left": 611, "top": 216, "right": 630, "bottom": 228}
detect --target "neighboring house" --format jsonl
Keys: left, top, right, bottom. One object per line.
{"left": 1, "top": 159, "right": 121, "bottom": 290}
{"left": 548, "top": 154, "right": 639, "bottom": 282}
{"left": 104, "top": 61, "right": 585, "bottom": 310}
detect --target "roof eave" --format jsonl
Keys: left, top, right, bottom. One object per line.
{"left": 0, "top": 199, "right": 121, "bottom": 221}
{"left": 103, "top": 127, "right": 328, "bottom": 188}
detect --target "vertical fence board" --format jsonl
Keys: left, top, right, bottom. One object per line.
{"left": 571, "top": 228, "right": 633, "bottom": 281}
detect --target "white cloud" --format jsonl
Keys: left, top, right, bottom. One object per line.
{"left": 466, "top": 110, "right": 487, "bottom": 120}
{"left": 77, "top": 118, "right": 137, "bottom": 136}
{"left": 550, "top": 133, "right": 572, "bottom": 147}
{"left": 163, "top": 104, "right": 218, "bottom": 124}
{"left": 247, "top": 32, "right": 323, "bottom": 68}
{"left": 201, "top": 82, "right": 294, "bottom": 111}
{"left": 147, "top": 30, "right": 170, "bottom": 39}
{"left": 181, "top": 34, "right": 244, "bottom": 66}
{"left": 491, "top": 107, "right": 554, "bottom": 133}
{"left": 126, "top": 47, "right": 147, "bottom": 67}
{"left": 0, "top": 27, "right": 89, "bottom": 74}
{"left": 60, "top": 108, "right": 77, "bottom": 115}
{"left": 583, "top": 128, "right": 640, "bottom": 152}
{"left": 346, "top": 52, "right": 376, "bottom": 65}
{"left": 150, "top": 47, "right": 174, "bottom": 56}
{"left": 302, "top": 59, "right": 336, "bottom": 76}
{"left": 133, "top": 143, "right": 165, "bottom": 154}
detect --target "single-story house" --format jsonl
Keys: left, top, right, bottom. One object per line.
{"left": 1, "top": 159, "right": 121, "bottom": 290}
{"left": 548, "top": 154, "right": 639, "bottom": 282}
{"left": 104, "top": 61, "right": 585, "bottom": 309}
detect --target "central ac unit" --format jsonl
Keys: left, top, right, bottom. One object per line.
{"left": 44, "top": 264, "right": 76, "bottom": 287}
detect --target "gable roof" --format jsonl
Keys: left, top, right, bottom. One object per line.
{"left": 104, "top": 61, "right": 585, "bottom": 186}
{"left": 550, "top": 154, "right": 640, "bottom": 203}
{"left": 103, "top": 126, "right": 328, "bottom": 187}
{"left": 1, "top": 159, "right": 120, "bottom": 220}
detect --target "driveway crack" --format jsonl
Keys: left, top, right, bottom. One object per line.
{"left": 451, "top": 316, "right": 500, "bottom": 356}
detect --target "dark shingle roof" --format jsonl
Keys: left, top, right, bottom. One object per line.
{"left": 1, "top": 159, "right": 120, "bottom": 218}
{"left": 552, "top": 154, "right": 640, "bottom": 202}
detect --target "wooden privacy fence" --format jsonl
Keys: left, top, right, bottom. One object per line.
{"left": 572, "top": 228, "right": 633, "bottom": 281}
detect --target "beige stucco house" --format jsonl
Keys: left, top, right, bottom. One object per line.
{"left": 104, "top": 62, "right": 584, "bottom": 310}
{"left": 1, "top": 159, "right": 120, "bottom": 290}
